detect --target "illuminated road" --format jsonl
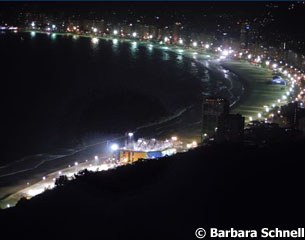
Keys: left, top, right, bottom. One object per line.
{"left": 1, "top": 154, "right": 117, "bottom": 209}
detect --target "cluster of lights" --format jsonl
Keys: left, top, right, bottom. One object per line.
{"left": 240, "top": 49, "right": 305, "bottom": 123}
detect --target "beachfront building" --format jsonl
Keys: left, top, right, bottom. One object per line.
{"left": 217, "top": 114, "right": 245, "bottom": 142}
{"left": 201, "top": 97, "right": 229, "bottom": 141}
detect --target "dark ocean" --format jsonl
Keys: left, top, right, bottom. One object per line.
{"left": 1, "top": 31, "right": 210, "bottom": 165}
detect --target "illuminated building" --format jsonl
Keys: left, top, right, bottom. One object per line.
{"left": 202, "top": 97, "right": 229, "bottom": 141}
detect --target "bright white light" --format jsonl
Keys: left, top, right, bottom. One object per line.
{"left": 179, "top": 39, "right": 183, "bottom": 44}
{"left": 132, "top": 32, "right": 137, "bottom": 37}
{"left": 277, "top": 99, "right": 281, "bottom": 103}
{"left": 52, "top": 24, "right": 56, "bottom": 29}
{"left": 282, "top": 95, "right": 287, "bottom": 100}
{"left": 149, "top": 35, "right": 153, "bottom": 39}
{"left": 128, "top": 132, "right": 134, "bottom": 137}
{"left": 258, "top": 113, "right": 262, "bottom": 118}
{"left": 164, "top": 36, "right": 169, "bottom": 42}
{"left": 171, "top": 136, "right": 178, "bottom": 141}
{"left": 192, "top": 41, "right": 198, "bottom": 47}
{"left": 205, "top": 44, "right": 210, "bottom": 49}
{"left": 6, "top": 204, "right": 10, "bottom": 208}
{"left": 31, "top": 22, "right": 35, "bottom": 27}
{"left": 113, "top": 30, "right": 118, "bottom": 35}
{"left": 74, "top": 162, "right": 78, "bottom": 166}
{"left": 222, "top": 50, "right": 229, "bottom": 56}
{"left": 42, "top": 176, "right": 46, "bottom": 180}
{"left": 110, "top": 143, "right": 119, "bottom": 151}
{"left": 28, "top": 189, "right": 44, "bottom": 197}
{"left": 94, "top": 156, "right": 98, "bottom": 160}
{"left": 93, "top": 27, "right": 98, "bottom": 33}
{"left": 272, "top": 63, "right": 277, "bottom": 69}
{"left": 249, "top": 116, "right": 253, "bottom": 121}
{"left": 247, "top": 54, "right": 252, "bottom": 59}
{"left": 31, "top": 31, "right": 36, "bottom": 37}
{"left": 266, "top": 60, "right": 270, "bottom": 66}
{"left": 91, "top": 37, "right": 99, "bottom": 44}
{"left": 58, "top": 171, "right": 62, "bottom": 175}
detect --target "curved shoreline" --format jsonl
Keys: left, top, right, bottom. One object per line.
{"left": 0, "top": 30, "right": 292, "bottom": 208}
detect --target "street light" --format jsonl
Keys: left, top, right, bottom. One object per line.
{"left": 113, "top": 30, "right": 118, "bottom": 35}
{"left": 128, "top": 132, "right": 134, "bottom": 137}
{"left": 171, "top": 136, "right": 178, "bottom": 141}
{"left": 192, "top": 41, "right": 197, "bottom": 47}
{"left": 132, "top": 32, "right": 137, "bottom": 37}
{"left": 110, "top": 143, "right": 119, "bottom": 151}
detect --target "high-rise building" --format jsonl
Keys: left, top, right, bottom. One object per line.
{"left": 217, "top": 114, "right": 245, "bottom": 142}
{"left": 202, "top": 97, "right": 229, "bottom": 141}
{"left": 240, "top": 22, "right": 251, "bottom": 49}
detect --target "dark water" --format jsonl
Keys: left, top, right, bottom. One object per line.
{"left": 1, "top": 32, "right": 209, "bottom": 164}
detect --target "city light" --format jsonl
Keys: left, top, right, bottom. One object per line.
{"left": 179, "top": 39, "right": 183, "bottom": 45}
{"left": 266, "top": 60, "right": 270, "bottom": 66}
{"left": 132, "top": 32, "right": 137, "bottom": 37}
{"left": 171, "top": 136, "right": 178, "bottom": 141}
{"left": 222, "top": 49, "right": 229, "bottom": 56}
{"left": 192, "top": 41, "right": 198, "bottom": 47}
{"left": 110, "top": 143, "right": 119, "bottom": 151}
{"left": 91, "top": 37, "right": 99, "bottom": 44}
{"left": 74, "top": 162, "right": 78, "bottom": 166}
{"left": 93, "top": 27, "right": 98, "bottom": 33}
{"left": 205, "top": 44, "right": 210, "bottom": 49}
{"left": 94, "top": 156, "right": 98, "bottom": 160}
{"left": 128, "top": 132, "right": 134, "bottom": 137}
{"left": 31, "top": 22, "right": 35, "bottom": 27}
{"left": 113, "top": 30, "right": 118, "bottom": 35}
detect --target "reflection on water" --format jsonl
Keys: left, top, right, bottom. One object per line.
{"left": 51, "top": 33, "right": 56, "bottom": 40}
